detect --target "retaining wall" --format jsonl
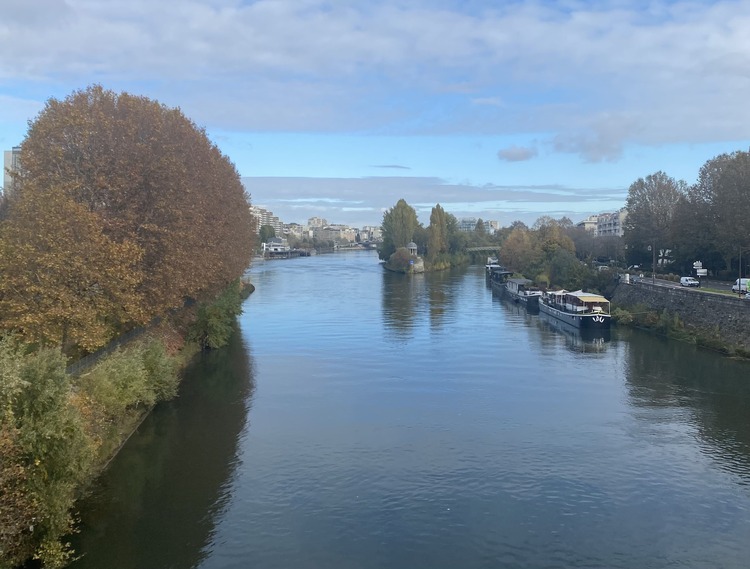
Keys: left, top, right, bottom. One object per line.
{"left": 611, "top": 281, "right": 750, "bottom": 351}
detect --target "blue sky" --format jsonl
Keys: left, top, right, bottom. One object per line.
{"left": 2, "top": 0, "right": 750, "bottom": 227}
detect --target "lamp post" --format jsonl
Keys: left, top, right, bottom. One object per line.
{"left": 648, "top": 243, "right": 656, "bottom": 284}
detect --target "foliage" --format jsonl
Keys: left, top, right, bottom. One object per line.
{"left": 0, "top": 344, "right": 93, "bottom": 568}
{"left": 188, "top": 281, "right": 244, "bottom": 349}
{"left": 0, "top": 188, "right": 144, "bottom": 352}
{"left": 686, "top": 151, "right": 750, "bottom": 271}
{"left": 427, "top": 204, "right": 449, "bottom": 260}
{"left": 1, "top": 84, "right": 255, "bottom": 355}
{"left": 0, "top": 334, "right": 181, "bottom": 569}
{"left": 387, "top": 247, "right": 417, "bottom": 272}
{"left": 259, "top": 224, "right": 276, "bottom": 244}
{"left": 623, "top": 171, "right": 685, "bottom": 268}
{"left": 379, "top": 199, "right": 420, "bottom": 260}
{"left": 611, "top": 307, "right": 634, "bottom": 325}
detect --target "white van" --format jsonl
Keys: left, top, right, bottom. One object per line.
{"left": 732, "top": 278, "right": 750, "bottom": 292}
{"left": 680, "top": 276, "right": 699, "bottom": 287}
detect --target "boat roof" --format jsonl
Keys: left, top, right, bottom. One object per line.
{"left": 567, "top": 290, "right": 609, "bottom": 302}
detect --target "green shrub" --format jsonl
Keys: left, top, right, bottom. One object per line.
{"left": 611, "top": 307, "right": 634, "bottom": 325}
{"left": 142, "top": 339, "right": 179, "bottom": 400}
{"left": 77, "top": 347, "right": 155, "bottom": 423}
{"left": 189, "top": 281, "right": 244, "bottom": 349}
{"left": 5, "top": 345, "right": 94, "bottom": 568}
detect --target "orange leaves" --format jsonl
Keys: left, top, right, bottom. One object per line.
{"left": 0, "top": 85, "right": 255, "bottom": 354}
{"left": 0, "top": 187, "right": 145, "bottom": 351}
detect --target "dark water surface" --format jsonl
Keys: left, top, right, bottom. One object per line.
{"left": 70, "top": 251, "right": 750, "bottom": 568}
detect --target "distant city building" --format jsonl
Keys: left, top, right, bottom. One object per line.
{"left": 360, "top": 225, "right": 382, "bottom": 241}
{"left": 458, "top": 217, "right": 499, "bottom": 233}
{"left": 250, "top": 205, "right": 283, "bottom": 235}
{"left": 3, "top": 146, "right": 21, "bottom": 196}
{"left": 595, "top": 209, "right": 627, "bottom": 237}
{"left": 314, "top": 224, "right": 357, "bottom": 244}
{"left": 283, "top": 222, "right": 306, "bottom": 238}
{"left": 576, "top": 215, "right": 599, "bottom": 233}
{"left": 307, "top": 216, "right": 328, "bottom": 228}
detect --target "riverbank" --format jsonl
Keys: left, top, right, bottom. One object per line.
{"left": 611, "top": 280, "right": 750, "bottom": 358}
{"left": 0, "top": 281, "right": 255, "bottom": 569}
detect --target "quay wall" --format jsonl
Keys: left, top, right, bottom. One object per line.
{"left": 611, "top": 282, "right": 750, "bottom": 351}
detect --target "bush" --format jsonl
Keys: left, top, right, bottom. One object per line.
{"left": 1, "top": 344, "right": 94, "bottom": 568}
{"left": 387, "top": 247, "right": 416, "bottom": 273}
{"left": 189, "top": 281, "right": 244, "bottom": 349}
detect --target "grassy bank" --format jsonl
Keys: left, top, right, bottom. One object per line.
{"left": 0, "top": 281, "right": 251, "bottom": 569}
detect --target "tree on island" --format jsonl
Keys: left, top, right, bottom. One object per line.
{"left": 379, "top": 198, "right": 420, "bottom": 261}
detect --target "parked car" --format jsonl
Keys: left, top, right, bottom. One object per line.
{"left": 680, "top": 276, "right": 700, "bottom": 287}
{"left": 732, "top": 278, "right": 750, "bottom": 293}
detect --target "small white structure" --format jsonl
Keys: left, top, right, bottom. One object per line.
{"left": 407, "top": 241, "right": 418, "bottom": 256}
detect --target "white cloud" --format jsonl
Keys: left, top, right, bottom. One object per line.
{"left": 2, "top": 0, "right": 750, "bottom": 161}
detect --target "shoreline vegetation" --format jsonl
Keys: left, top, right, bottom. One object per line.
{"left": 0, "top": 85, "right": 255, "bottom": 569}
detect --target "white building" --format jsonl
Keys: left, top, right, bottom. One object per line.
{"left": 596, "top": 210, "right": 627, "bottom": 237}
{"left": 576, "top": 215, "right": 599, "bottom": 233}
{"left": 250, "top": 206, "right": 283, "bottom": 235}
{"left": 3, "top": 146, "right": 21, "bottom": 196}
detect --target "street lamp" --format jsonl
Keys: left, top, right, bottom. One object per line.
{"left": 648, "top": 243, "right": 656, "bottom": 284}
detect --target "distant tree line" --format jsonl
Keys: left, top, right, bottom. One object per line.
{"left": 379, "top": 199, "right": 500, "bottom": 270}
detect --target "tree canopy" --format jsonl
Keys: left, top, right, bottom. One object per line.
{"left": 0, "top": 85, "right": 255, "bottom": 352}
{"left": 379, "top": 199, "right": 420, "bottom": 260}
{"left": 623, "top": 171, "right": 685, "bottom": 265}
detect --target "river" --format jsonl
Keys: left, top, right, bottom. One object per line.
{"left": 69, "top": 250, "right": 750, "bottom": 569}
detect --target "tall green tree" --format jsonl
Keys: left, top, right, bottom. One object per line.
{"left": 427, "top": 203, "right": 449, "bottom": 260}
{"left": 259, "top": 224, "right": 276, "bottom": 243}
{"left": 623, "top": 171, "right": 685, "bottom": 267}
{"left": 688, "top": 151, "right": 750, "bottom": 271}
{"left": 379, "top": 199, "right": 419, "bottom": 260}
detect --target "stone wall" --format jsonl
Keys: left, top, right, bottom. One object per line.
{"left": 611, "top": 281, "right": 750, "bottom": 351}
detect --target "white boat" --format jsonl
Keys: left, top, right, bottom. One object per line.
{"left": 539, "top": 289, "right": 611, "bottom": 330}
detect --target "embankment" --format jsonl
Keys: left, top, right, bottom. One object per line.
{"left": 612, "top": 281, "right": 750, "bottom": 353}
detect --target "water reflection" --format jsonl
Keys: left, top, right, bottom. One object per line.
{"left": 380, "top": 270, "right": 422, "bottom": 339}
{"left": 623, "top": 331, "right": 750, "bottom": 484}
{"left": 69, "top": 327, "right": 255, "bottom": 569}
{"left": 536, "top": 310, "right": 611, "bottom": 354}
{"left": 380, "top": 267, "right": 464, "bottom": 339}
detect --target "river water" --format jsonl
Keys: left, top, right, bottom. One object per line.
{"left": 69, "top": 251, "right": 750, "bottom": 569}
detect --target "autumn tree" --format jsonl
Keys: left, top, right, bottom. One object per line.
{"left": 0, "top": 189, "right": 144, "bottom": 351}
{"left": 0, "top": 85, "right": 255, "bottom": 350}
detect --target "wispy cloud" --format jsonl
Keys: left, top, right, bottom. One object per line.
{"left": 243, "top": 176, "right": 627, "bottom": 228}
{"left": 371, "top": 164, "right": 411, "bottom": 170}
{"left": 497, "top": 145, "right": 538, "bottom": 162}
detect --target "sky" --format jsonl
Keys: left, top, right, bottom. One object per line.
{"left": 2, "top": 0, "right": 750, "bottom": 228}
